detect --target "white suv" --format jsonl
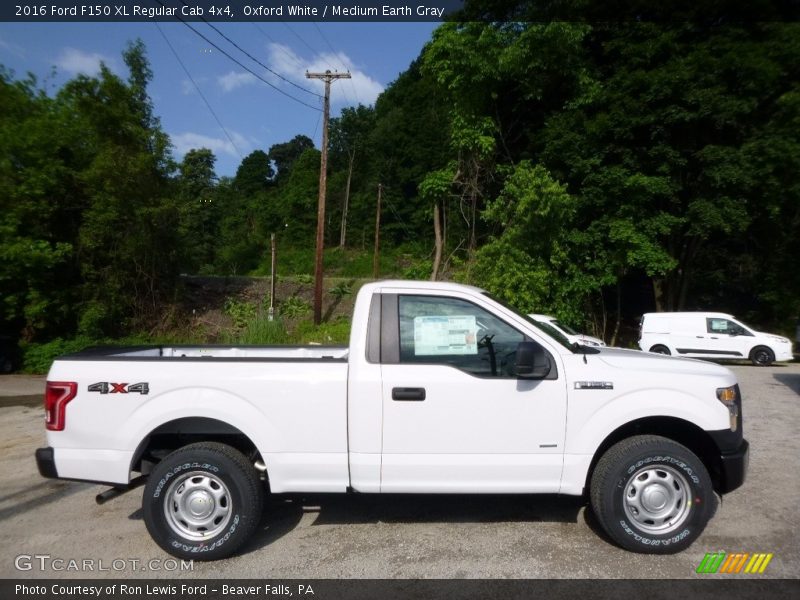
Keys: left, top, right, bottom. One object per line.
{"left": 639, "top": 311, "right": 793, "bottom": 366}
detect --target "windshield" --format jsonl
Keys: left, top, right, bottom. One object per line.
{"left": 552, "top": 320, "right": 578, "bottom": 335}
{"left": 482, "top": 293, "right": 575, "bottom": 351}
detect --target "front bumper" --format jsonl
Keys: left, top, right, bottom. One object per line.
{"left": 718, "top": 438, "right": 749, "bottom": 493}
{"left": 36, "top": 447, "right": 58, "bottom": 479}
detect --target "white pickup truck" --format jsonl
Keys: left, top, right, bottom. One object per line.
{"left": 36, "top": 280, "right": 748, "bottom": 560}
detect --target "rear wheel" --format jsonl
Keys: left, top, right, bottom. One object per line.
{"left": 649, "top": 345, "right": 671, "bottom": 355}
{"left": 749, "top": 346, "right": 774, "bottom": 366}
{"left": 142, "top": 442, "right": 264, "bottom": 560}
{"left": 590, "top": 435, "right": 715, "bottom": 554}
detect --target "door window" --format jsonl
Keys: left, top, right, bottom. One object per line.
{"left": 398, "top": 295, "right": 526, "bottom": 377}
{"left": 707, "top": 318, "right": 751, "bottom": 336}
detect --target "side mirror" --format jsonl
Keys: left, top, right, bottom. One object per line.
{"left": 515, "top": 341, "right": 551, "bottom": 379}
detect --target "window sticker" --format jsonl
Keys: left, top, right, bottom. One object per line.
{"left": 709, "top": 319, "right": 728, "bottom": 333}
{"left": 413, "top": 315, "right": 478, "bottom": 356}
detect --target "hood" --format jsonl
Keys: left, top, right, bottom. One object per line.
{"left": 755, "top": 330, "right": 791, "bottom": 343}
{"left": 593, "top": 347, "right": 733, "bottom": 378}
{"left": 577, "top": 334, "right": 606, "bottom": 347}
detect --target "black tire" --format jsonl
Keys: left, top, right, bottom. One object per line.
{"left": 649, "top": 345, "right": 671, "bottom": 355}
{"left": 590, "top": 435, "right": 715, "bottom": 554}
{"left": 749, "top": 346, "right": 774, "bottom": 366}
{"left": 142, "top": 442, "right": 264, "bottom": 561}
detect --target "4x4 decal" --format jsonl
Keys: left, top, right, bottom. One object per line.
{"left": 88, "top": 382, "right": 149, "bottom": 395}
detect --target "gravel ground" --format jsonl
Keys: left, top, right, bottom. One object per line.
{"left": 0, "top": 363, "right": 797, "bottom": 580}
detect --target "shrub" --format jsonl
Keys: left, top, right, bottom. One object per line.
{"left": 294, "top": 318, "right": 351, "bottom": 345}
{"left": 224, "top": 297, "right": 257, "bottom": 330}
{"left": 227, "top": 315, "right": 290, "bottom": 345}
{"left": 279, "top": 295, "right": 311, "bottom": 318}
{"left": 22, "top": 336, "right": 95, "bottom": 373}
{"left": 329, "top": 281, "right": 353, "bottom": 299}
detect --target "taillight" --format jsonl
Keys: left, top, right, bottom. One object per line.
{"left": 45, "top": 381, "right": 77, "bottom": 431}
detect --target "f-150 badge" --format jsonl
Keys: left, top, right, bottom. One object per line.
{"left": 574, "top": 381, "right": 614, "bottom": 390}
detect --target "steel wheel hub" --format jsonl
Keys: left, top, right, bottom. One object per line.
{"left": 622, "top": 465, "right": 691, "bottom": 534}
{"left": 164, "top": 471, "right": 232, "bottom": 540}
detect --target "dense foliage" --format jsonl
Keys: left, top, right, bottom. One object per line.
{"left": 2, "top": 16, "right": 799, "bottom": 354}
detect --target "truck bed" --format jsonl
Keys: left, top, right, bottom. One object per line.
{"left": 59, "top": 345, "right": 349, "bottom": 361}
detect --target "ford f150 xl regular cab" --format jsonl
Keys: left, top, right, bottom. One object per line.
{"left": 36, "top": 280, "right": 748, "bottom": 560}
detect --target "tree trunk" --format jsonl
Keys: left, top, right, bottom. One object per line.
{"left": 431, "top": 201, "right": 443, "bottom": 281}
{"left": 339, "top": 150, "right": 354, "bottom": 248}
{"left": 469, "top": 190, "right": 477, "bottom": 253}
{"left": 652, "top": 278, "right": 665, "bottom": 312}
{"left": 610, "top": 278, "right": 622, "bottom": 347}
{"left": 442, "top": 197, "right": 447, "bottom": 253}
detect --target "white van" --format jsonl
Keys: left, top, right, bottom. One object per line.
{"left": 638, "top": 312, "right": 793, "bottom": 365}
{"left": 528, "top": 314, "right": 606, "bottom": 347}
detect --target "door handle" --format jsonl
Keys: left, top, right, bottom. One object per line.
{"left": 696, "top": 335, "right": 705, "bottom": 338}
{"left": 392, "top": 387, "right": 426, "bottom": 401}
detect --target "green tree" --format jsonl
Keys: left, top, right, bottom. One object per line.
{"left": 268, "top": 135, "right": 314, "bottom": 184}
{"left": 0, "top": 70, "right": 78, "bottom": 339}
{"left": 177, "top": 148, "right": 218, "bottom": 273}
{"left": 277, "top": 148, "right": 322, "bottom": 244}
{"left": 366, "top": 59, "right": 450, "bottom": 249}
{"left": 213, "top": 177, "right": 263, "bottom": 275}
{"left": 234, "top": 150, "right": 273, "bottom": 195}
{"left": 473, "top": 162, "right": 586, "bottom": 319}
{"left": 540, "top": 22, "right": 799, "bottom": 314}
{"left": 59, "top": 40, "right": 178, "bottom": 336}
{"left": 329, "top": 105, "right": 376, "bottom": 247}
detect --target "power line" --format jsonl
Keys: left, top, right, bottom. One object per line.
{"left": 254, "top": 21, "right": 355, "bottom": 107}
{"left": 383, "top": 193, "right": 415, "bottom": 238}
{"left": 155, "top": 22, "right": 243, "bottom": 158}
{"left": 154, "top": 0, "right": 321, "bottom": 112}
{"left": 282, "top": 22, "right": 354, "bottom": 107}
{"left": 177, "top": 1, "right": 321, "bottom": 99}
{"left": 311, "top": 110, "right": 322, "bottom": 144}
{"left": 312, "top": 22, "right": 361, "bottom": 106}
{"left": 281, "top": 21, "right": 322, "bottom": 60}
{"left": 251, "top": 22, "right": 306, "bottom": 70}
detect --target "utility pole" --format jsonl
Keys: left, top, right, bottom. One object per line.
{"left": 268, "top": 233, "right": 276, "bottom": 321}
{"left": 373, "top": 183, "right": 382, "bottom": 279}
{"left": 306, "top": 69, "right": 351, "bottom": 325}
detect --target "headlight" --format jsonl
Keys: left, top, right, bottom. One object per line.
{"left": 716, "top": 386, "right": 739, "bottom": 432}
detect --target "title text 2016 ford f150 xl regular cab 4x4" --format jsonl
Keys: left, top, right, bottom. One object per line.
{"left": 36, "top": 280, "right": 748, "bottom": 560}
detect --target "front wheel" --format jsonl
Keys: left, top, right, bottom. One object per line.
{"left": 749, "top": 346, "right": 775, "bottom": 366}
{"left": 590, "top": 435, "right": 715, "bottom": 554}
{"left": 142, "top": 442, "right": 264, "bottom": 560}
{"left": 649, "top": 345, "right": 671, "bottom": 355}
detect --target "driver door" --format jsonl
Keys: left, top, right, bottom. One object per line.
{"left": 379, "top": 293, "right": 568, "bottom": 493}
{"left": 705, "top": 317, "right": 753, "bottom": 358}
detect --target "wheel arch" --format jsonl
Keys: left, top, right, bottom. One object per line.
{"left": 584, "top": 416, "right": 725, "bottom": 494}
{"left": 131, "top": 417, "right": 266, "bottom": 484}
{"left": 648, "top": 343, "right": 672, "bottom": 354}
